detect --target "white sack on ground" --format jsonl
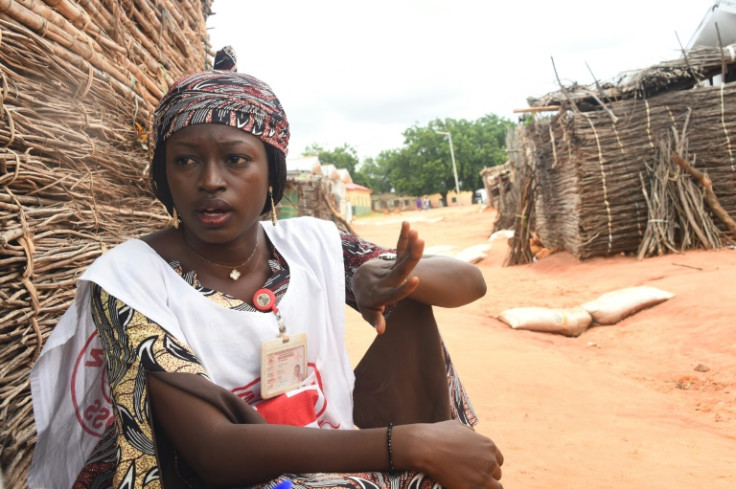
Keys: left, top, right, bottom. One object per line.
{"left": 581, "top": 286, "right": 675, "bottom": 325}
{"left": 498, "top": 306, "right": 592, "bottom": 337}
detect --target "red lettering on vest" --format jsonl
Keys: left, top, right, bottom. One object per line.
{"left": 85, "top": 348, "right": 105, "bottom": 368}
{"left": 71, "top": 331, "right": 114, "bottom": 437}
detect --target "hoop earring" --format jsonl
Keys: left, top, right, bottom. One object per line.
{"left": 269, "top": 186, "right": 278, "bottom": 226}
{"left": 172, "top": 208, "right": 180, "bottom": 229}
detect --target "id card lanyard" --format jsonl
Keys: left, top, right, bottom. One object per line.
{"left": 253, "top": 288, "right": 307, "bottom": 399}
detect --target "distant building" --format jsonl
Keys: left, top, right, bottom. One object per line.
{"left": 287, "top": 155, "right": 321, "bottom": 175}
{"left": 371, "top": 193, "right": 416, "bottom": 213}
{"left": 336, "top": 168, "right": 352, "bottom": 184}
{"left": 345, "top": 182, "right": 372, "bottom": 217}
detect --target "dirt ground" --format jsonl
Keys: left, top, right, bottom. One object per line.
{"left": 344, "top": 204, "right": 736, "bottom": 489}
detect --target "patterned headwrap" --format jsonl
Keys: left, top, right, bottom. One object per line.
{"left": 152, "top": 70, "right": 290, "bottom": 155}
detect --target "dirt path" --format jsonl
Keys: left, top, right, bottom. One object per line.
{"left": 344, "top": 205, "right": 736, "bottom": 489}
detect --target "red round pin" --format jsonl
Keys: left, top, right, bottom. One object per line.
{"left": 253, "top": 288, "right": 276, "bottom": 312}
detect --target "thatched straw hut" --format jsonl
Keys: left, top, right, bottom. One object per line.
{"left": 480, "top": 162, "right": 512, "bottom": 227}
{"left": 280, "top": 174, "right": 355, "bottom": 233}
{"left": 282, "top": 156, "right": 355, "bottom": 232}
{"left": 0, "top": 1, "right": 213, "bottom": 486}
{"left": 503, "top": 44, "right": 736, "bottom": 264}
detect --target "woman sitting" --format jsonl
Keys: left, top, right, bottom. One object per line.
{"left": 29, "top": 70, "right": 503, "bottom": 489}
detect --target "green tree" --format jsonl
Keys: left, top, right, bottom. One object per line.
{"left": 302, "top": 143, "right": 360, "bottom": 176}
{"left": 386, "top": 126, "right": 448, "bottom": 198}
{"left": 300, "top": 115, "right": 513, "bottom": 201}
{"left": 387, "top": 115, "right": 514, "bottom": 203}
{"left": 353, "top": 152, "right": 394, "bottom": 194}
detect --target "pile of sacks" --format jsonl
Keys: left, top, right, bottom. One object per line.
{"left": 498, "top": 286, "right": 675, "bottom": 336}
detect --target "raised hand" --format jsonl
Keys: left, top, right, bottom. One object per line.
{"left": 352, "top": 222, "right": 424, "bottom": 333}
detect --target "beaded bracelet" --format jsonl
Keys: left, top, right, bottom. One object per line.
{"left": 386, "top": 422, "right": 395, "bottom": 471}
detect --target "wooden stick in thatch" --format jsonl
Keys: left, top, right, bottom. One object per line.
{"left": 0, "top": 0, "right": 162, "bottom": 103}
{"left": 715, "top": 22, "right": 727, "bottom": 81}
{"left": 637, "top": 165, "right": 675, "bottom": 259}
{"left": 319, "top": 186, "right": 355, "bottom": 234}
{"left": 636, "top": 136, "right": 724, "bottom": 259}
{"left": 504, "top": 173, "right": 535, "bottom": 266}
{"left": 672, "top": 153, "right": 736, "bottom": 238}
{"left": 550, "top": 56, "right": 578, "bottom": 113}
{"left": 512, "top": 106, "right": 561, "bottom": 113}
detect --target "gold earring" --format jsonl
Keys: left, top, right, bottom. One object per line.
{"left": 172, "top": 208, "right": 180, "bottom": 229}
{"left": 269, "top": 186, "right": 278, "bottom": 226}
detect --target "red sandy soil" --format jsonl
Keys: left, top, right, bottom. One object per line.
{"left": 344, "top": 204, "right": 736, "bottom": 489}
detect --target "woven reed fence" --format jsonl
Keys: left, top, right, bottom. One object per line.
{"left": 505, "top": 45, "right": 736, "bottom": 263}
{"left": 0, "top": 1, "right": 213, "bottom": 486}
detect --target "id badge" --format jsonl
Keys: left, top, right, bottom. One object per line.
{"left": 260, "top": 332, "right": 307, "bottom": 399}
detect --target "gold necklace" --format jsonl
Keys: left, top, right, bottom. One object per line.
{"left": 183, "top": 235, "right": 259, "bottom": 281}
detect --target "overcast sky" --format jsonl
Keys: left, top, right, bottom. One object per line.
{"left": 208, "top": 0, "right": 717, "bottom": 162}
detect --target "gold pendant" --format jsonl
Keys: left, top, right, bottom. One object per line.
{"left": 229, "top": 268, "right": 241, "bottom": 280}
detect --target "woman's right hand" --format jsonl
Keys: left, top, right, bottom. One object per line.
{"left": 351, "top": 222, "right": 423, "bottom": 333}
{"left": 395, "top": 420, "right": 504, "bottom": 489}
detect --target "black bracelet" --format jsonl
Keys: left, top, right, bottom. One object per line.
{"left": 386, "top": 422, "right": 395, "bottom": 471}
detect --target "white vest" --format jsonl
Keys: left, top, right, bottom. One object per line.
{"left": 29, "top": 217, "right": 354, "bottom": 489}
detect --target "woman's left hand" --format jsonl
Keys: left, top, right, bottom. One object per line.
{"left": 352, "top": 222, "right": 423, "bottom": 334}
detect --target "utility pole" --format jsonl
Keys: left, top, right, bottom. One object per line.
{"left": 436, "top": 130, "right": 461, "bottom": 201}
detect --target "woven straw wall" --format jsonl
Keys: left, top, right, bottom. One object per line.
{"left": 0, "top": 1, "right": 212, "bottom": 487}
{"left": 526, "top": 82, "right": 736, "bottom": 259}
{"left": 493, "top": 46, "right": 736, "bottom": 264}
{"left": 523, "top": 118, "right": 582, "bottom": 253}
